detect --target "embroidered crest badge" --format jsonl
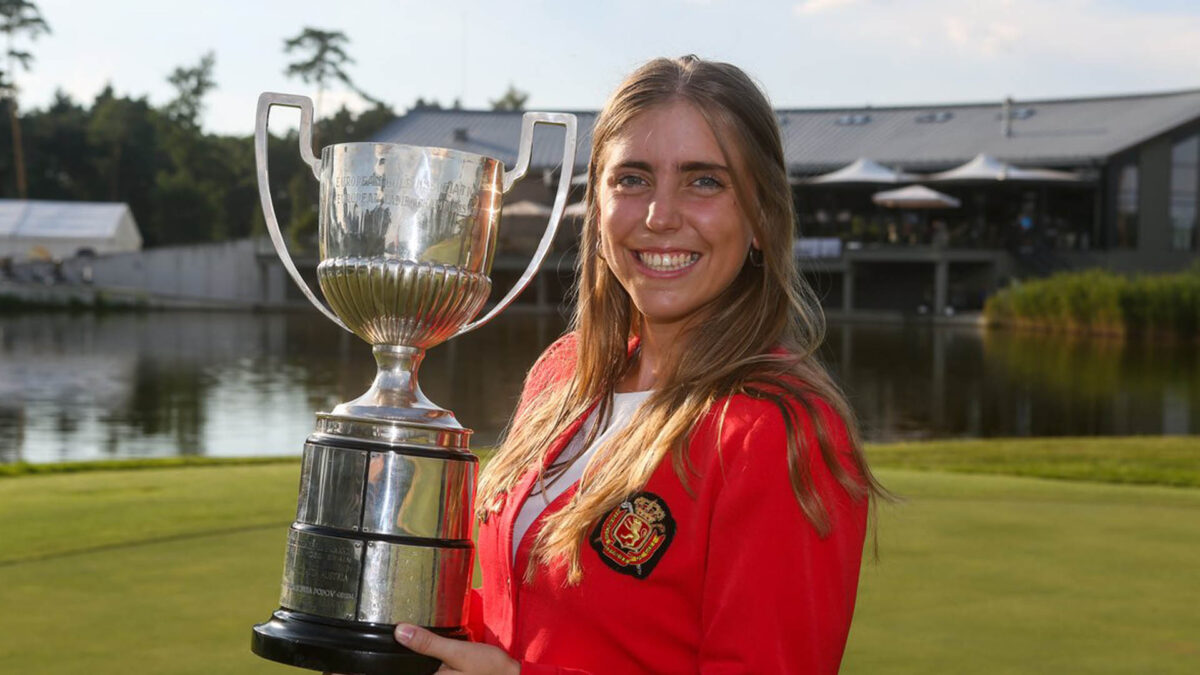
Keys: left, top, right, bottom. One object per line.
{"left": 589, "top": 491, "right": 675, "bottom": 579}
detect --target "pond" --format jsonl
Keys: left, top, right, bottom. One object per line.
{"left": 1, "top": 311, "right": 1195, "bottom": 464}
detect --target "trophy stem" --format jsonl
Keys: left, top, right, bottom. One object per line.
{"left": 371, "top": 344, "right": 431, "bottom": 408}
{"left": 329, "top": 345, "right": 462, "bottom": 429}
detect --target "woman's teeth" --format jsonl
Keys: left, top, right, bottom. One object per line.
{"left": 637, "top": 251, "right": 699, "bottom": 272}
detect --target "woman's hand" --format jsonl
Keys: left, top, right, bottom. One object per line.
{"left": 394, "top": 623, "right": 520, "bottom": 675}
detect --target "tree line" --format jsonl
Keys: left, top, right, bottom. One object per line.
{"left": 0, "top": 7, "right": 530, "bottom": 250}
{"left": 0, "top": 77, "right": 400, "bottom": 249}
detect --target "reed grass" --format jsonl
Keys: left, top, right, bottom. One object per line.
{"left": 984, "top": 265, "right": 1200, "bottom": 337}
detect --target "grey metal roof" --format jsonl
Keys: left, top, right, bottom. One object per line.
{"left": 371, "top": 88, "right": 1200, "bottom": 175}
{"left": 779, "top": 89, "right": 1200, "bottom": 172}
{"left": 0, "top": 200, "right": 132, "bottom": 239}
{"left": 374, "top": 110, "right": 597, "bottom": 172}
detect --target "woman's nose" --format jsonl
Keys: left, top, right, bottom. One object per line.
{"left": 645, "top": 188, "right": 681, "bottom": 232}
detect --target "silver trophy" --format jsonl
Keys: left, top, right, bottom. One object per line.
{"left": 249, "top": 92, "right": 576, "bottom": 674}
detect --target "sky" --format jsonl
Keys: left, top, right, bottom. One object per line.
{"left": 12, "top": 0, "right": 1200, "bottom": 136}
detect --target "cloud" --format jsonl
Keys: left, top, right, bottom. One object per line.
{"left": 794, "top": 0, "right": 863, "bottom": 15}
{"left": 791, "top": 0, "right": 1200, "bottom": 73}
{"left": 316, "top": 89, "right": 375, "bottom": 118}
{"left": 940, "top": 14, "right": 1022, "bottom": 56}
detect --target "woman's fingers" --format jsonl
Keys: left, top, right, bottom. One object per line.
{"left": 394, "top": 624, "right": 518, "bottom": 675}
{"left": 395, "top": 624, "right": 466, "bottom": 665}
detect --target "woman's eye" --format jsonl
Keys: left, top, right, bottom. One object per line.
{"left": 693, "top": 175, "right": 724, "bottom": 189}
{"left": 615, "top": 174, "right": 648, "bottom": 188}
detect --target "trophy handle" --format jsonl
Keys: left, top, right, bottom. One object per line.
{"left": 254, "top": 92, "right": 351, "bottom": 332}
{"left": 456, "top": 112, "right": 578, "bottom": 335}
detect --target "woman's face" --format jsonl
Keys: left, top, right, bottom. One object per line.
{"left": 596, "top": 100, "right": 755, "bottom": 337}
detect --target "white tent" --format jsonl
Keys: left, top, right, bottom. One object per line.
{"left": 926, "top": 153, "right": 1080, "bottom": 182}
{"left": 872, "top": 185, "right": 962, "bottom": 209}
{"left": 0, "top": 200, "right": 143, "bottom": 260}
{"left": 799, "top": 158, "right": 918, "bottom": 184}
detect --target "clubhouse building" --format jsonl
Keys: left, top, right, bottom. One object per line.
{"left": 375, "top": 88, "right": 1200, "bottom": 315}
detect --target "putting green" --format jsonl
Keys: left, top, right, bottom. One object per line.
{"left": 1, "top": 463, "right": 1197, "bottom": 673}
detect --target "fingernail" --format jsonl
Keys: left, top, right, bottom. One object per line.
{"left": 395, "top": 624, "right": 415, "bottom": 644}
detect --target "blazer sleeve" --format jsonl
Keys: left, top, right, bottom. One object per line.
{"left": 513, "top": 332, "right": 578, "bottom": 420}
{"left": 465, "top": 588, "right": 486, "bottom": 643}
{"left": 698, "top": 398, "right": 869, "bottom": 674}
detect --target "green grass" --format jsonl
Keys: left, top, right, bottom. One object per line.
{"left": 0, "top": 463, "right": 301, "bottom": 566}
{"left": 867, "top": 436, "right": 1200, "bottom": 488}
{"left": 844, "top": 470, "right": 1200, "bottom": 674}
{"left": 1, "top": 441, "right": 1198, "bottom": 673}
{"left": 0, "top": 463, "right": 302, "bottom": 674}
{"left": 0, "top": 455, "right": 299, "bottom": 478}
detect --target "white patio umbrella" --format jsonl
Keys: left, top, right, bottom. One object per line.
{"left": 872, "top": 185, "right": 961, "bottom": 209}
{"left": 926, "top": 153, "right": 1079, "bottom": 182}
{"left": 798, "top": 158, "right": 919, "bottom": 184}
{"left": 503, "top": 200, "right": 553, "bottom": 217}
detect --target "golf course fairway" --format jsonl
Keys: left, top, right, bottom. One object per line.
{"left": 1, "top": 445, "right": 1197, "bottom": 674}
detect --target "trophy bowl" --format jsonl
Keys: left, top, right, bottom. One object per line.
{"left": 249, "top": 92, "right": 576, "bottom": 674}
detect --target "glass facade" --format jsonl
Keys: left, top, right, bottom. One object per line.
{"left": 1170, "top": 135, "right": 1198, "bottom": 251}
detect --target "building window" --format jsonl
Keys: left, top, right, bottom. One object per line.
{"left": 1170, "top": 135, "right": 1198, "bottom": 251}
{"left": 1116, "top": 164, "right": 1138, "bottom": 248}
{"left": 915, "top": 111, "right": 954, "bottom": 124}
{"left": 835, "top": 114, "right": 871, "bottom": 126}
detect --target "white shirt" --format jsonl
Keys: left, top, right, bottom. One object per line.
{"left": 511, "top": 390, "right": 654, "bottom": 562}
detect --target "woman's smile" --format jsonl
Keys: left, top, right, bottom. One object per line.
{"left": 632, "top": 249, "right": 701, "bottom": 275}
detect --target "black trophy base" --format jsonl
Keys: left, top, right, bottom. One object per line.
{"left": 252, "top": 608, "right": 466, "bottom": 674}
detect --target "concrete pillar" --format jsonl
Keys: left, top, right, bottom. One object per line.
{"left": 934, "top": 260, "right": 949, "bottom": 315}
{"left": 841, "top": 264, "right": 855, "bottom": 314}
{"left": 536, "top": 271, "right": 549, "bottom": 311}
{"left": 840, "top": 323, "right": 853, "bottom": 382}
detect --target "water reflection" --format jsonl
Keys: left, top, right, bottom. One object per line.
{"left": 826, "top": 323, "right": 1198, "bottom": 440}
{"left": 0, "top": 312, "right": 1194, "bottom": 464}
{"left": 0, "top": 311, "right": 558, "bottom": 464}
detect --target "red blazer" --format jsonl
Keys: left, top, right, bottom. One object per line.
{"left": 470, "top": 334, "right": 868, "bottom": 674}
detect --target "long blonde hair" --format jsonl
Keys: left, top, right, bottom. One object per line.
{"left": 477, "top": 55, "right": 884, "bottom": 583}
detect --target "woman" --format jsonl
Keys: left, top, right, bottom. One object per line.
{"left": 391, "top": 55, "right": 885, "bottom": 674}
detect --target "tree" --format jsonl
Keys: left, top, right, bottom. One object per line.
{"left": 0, "top": 0, "right": 50, "bottom": 198}
{"left": 490, "top": 84, "right": 528, "bottom": 111}
{"left": 86, "top": 88, "right": 163, "bottom": 240}
{"left": 23, "top": 89, "right": 92, "bottom": 200}
{"left": 410, "top": 96, "right": 442, "bottom": 112}
{"left": 159, "top": 52, "right": 219, "bottom": 188}
{"left": 283, "top": 27, "right": 355, "bottom": 126}
{"left": 164, "top": 51, "right": 216, "bottom": 130}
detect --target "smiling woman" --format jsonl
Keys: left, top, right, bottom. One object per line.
{"left": 596, "top": 101, "right": 757, "bottom": 351}
{"left": 379, "top": 55, "right": 889, "bottom": 675}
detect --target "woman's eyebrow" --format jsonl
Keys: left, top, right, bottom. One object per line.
{"left": 612, "top": 160, "right": 653, "bottom": 172}
{"left": 679, "top": 161, "right": 729, "bottom": 173}
{"left": 610, "top": 160, "right": 729, "bottom": 173}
